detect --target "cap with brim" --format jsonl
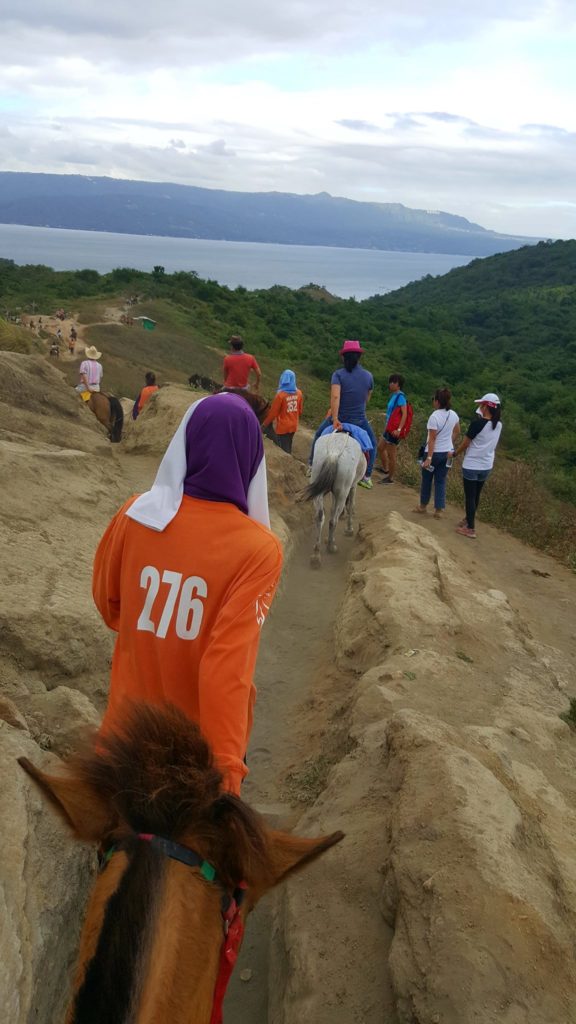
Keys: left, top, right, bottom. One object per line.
{"left": 474, "top": 392, "right": 500, "bottom": 408}
{"left": 339, "top": 339, "right": 365, "bottom": 355}
{"left": 85, "top": 346, "right": 102, "bottom": 360}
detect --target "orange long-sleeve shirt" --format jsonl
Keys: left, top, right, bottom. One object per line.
{"left": 262, "top": 389, "right": 303, "bottom": 435}
{"left": 93, "top": 495, "right": 283, "bottom": 795}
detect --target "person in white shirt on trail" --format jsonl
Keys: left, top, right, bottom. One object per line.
{"left": 79, "top": 346, "right": 104, "bottom": 394}
{"left": 453, "top": 392, "right": 503, "bottom": 539}
{"left": 413, "top": 387, "right": 460, "bottom": 519}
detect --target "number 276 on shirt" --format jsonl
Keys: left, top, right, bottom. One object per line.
{"left": 137, "top": 566, "right": 208, "bottom": 639}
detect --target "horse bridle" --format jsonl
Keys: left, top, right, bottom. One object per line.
{"left": 101, "top": 832, "right": 247, "bottom": 1024}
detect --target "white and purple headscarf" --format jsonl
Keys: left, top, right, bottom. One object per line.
{"left": 126, "top": 392, "right": 270, "bottom": 532}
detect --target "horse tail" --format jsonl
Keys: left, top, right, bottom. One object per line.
{"left": 108, "top": 396, "right": 124, "bottom": 443}
{"left": 299, "top": 457, "right": 339, "bottom": 501}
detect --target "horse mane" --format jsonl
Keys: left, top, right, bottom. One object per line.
{"left": 220, "top": 387, "right": 271, "bottom": 424}
{"left": 75, "top": 702, "right": 269, "bottom": 888}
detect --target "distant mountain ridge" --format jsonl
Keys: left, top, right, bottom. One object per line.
{"left": 0, "top": 172, "right": 537, "bottom": 258}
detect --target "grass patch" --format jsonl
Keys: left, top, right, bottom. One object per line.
{"left": 560, "top": 698, "right": 576, "bottom": 730}
{"left": 0, "top": 318, "right": 43, "bottom": 354}
{"left": 282, "top": 733, "right": 357, "bottom": 805}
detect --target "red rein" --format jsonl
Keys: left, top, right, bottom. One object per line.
{"left": 209, "top": 909, "right": 245, "bottom": 1024}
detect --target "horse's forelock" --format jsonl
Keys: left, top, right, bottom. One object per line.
{"left": 75, "top": 703, "right": 222, "bottom": 838}
{"left": 73, "top": 703, "right": 271, "bottom": 884}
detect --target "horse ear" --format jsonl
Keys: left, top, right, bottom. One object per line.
{"left": 262, "top": 829, "right": 344, "bottom": 892}
{"left": 18, "top": 758, "right": 113, "bottom": 842}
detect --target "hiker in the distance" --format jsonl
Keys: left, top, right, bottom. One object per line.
{"left": 308, "top": 339, "right": 376, "bottom": 489}
{"left": 377, "top": 373, "right": 408, "bottom": 485}
{"left": 261, "top": 370, "right": 303, "bottom": 454}
{"left": 453, "top": 393, "right": 502, "bottom": 540}
{"left": 222, "top": 335, "right": 261, "bottom": 392}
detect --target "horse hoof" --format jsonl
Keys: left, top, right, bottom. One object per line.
{"left": 327, "top": 544, "right": 338, "bottom": 554}
{"left": 344, "top": 527, "right": 355, "bottom": 537}
{"left": 310, "top": 554, "right": 322, "bottom": 569}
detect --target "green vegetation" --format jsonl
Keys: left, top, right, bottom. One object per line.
{"left": 560, "top": 698, "right": 576, "bottom": 731}
{"left": 0, "top": 315, "right": 43, "bottom": 355}
{"left": 1, "top": 239, "right": 575, "bottom": 563}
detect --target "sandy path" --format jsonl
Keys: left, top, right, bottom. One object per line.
{"left": 224, "top": 531, "right": 358, "bottom": 1023}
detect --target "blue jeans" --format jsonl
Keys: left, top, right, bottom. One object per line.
{"left": 420, "top": 453, "right": 450, "bottom": 509}
{"left": 309, "top": 417, "right": 377, "bottom": 478}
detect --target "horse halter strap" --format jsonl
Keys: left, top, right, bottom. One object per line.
{"left": 135, "top": 833, "right": 247, "bottom": 1024}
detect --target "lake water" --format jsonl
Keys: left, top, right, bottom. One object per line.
{"left": 0, "top": 223, "right": 472, "bottom": 300}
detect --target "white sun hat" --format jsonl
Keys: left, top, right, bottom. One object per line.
{"left": 474, "top": 392, "right": 501, "bottom": 407}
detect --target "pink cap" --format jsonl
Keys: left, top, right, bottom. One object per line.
{"left": 339, "top": 339, "right": 365, "bottom": 355}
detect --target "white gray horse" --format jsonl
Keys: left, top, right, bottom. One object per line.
{"left": 301, "top": 431, "right": 366, "bottom": 568}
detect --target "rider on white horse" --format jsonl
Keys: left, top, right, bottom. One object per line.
{"left": 308, "top": 340, "right": 377, "bottom": 490}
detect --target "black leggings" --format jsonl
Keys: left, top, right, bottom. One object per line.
{"left": 463, "top": 477, "right": 486, "bottom": 529}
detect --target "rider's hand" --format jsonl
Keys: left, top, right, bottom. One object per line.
{"left": 393, "top": 429, "right": 401, "bottom": 437}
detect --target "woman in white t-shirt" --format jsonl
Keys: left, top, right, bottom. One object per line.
{"left": 453, "top": 392, "right": 502, "bottom": 539}
{"left": 414, "top": 387, "right": 460, "bottom": 519}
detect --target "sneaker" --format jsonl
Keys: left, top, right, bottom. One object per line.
{"left": 379, "top": 477, "right": 394, "bottom": 485}
{"left": 456, "top": 525, "right": 476, "bottom": 539}
{"left": 358, "top": 477, "right": 373, "bottom": 489}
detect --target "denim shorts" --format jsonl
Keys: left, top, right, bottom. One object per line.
{"left": 462, "top": 468, "right": 491, "bottom": 482}
{"left": 382, "top": 430, "right": 400, "bottom": 446}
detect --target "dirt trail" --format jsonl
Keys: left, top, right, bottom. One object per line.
{"left": 225, "top": 531, "right": 358, "bottom": 1022}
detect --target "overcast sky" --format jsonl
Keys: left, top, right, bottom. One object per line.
{"left": 1, "top": 1, "right": 575, "bottom": 238}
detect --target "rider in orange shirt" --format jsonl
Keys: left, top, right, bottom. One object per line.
{"left": 222, "top": 335, "right": 261, "bottom": 390}
{"left": 93, "top": 393, "right": 282, "bottom": 796}
{"left": 262, "top": 370, "right": 303, "bottom": 454}
{"left": 132, "top": 371, "right": 159, "bottom": 419}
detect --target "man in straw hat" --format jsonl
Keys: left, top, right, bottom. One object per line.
{"left": 79, "top": 345, "right": 104, "bottom": 396}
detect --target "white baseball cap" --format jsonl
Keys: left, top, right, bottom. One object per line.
{"left": 474, "top": 392, "right": 500, "bottom": 407}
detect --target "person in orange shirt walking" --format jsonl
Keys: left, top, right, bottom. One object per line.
{"left": 262, "top": 370, "right": 303, "bottom": 454}
{"left": 93, "top": 392, "right": 283, "bottom": 796}
{"left": 222, "top": 335, "right": 261, "bottom": 391}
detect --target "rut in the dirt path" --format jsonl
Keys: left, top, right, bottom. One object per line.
{"left": 224, "top": 532, "right": 358, "bottom": 1024}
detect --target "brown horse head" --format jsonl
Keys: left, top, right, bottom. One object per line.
{"left": 19, "top": 702, "right": 343, "bottom": 1024}
{"left": 219, "top": 387, "right": 271, "bottom": 424}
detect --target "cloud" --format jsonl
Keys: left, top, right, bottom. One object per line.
{"left": 337, "top": 119, "right": 381, "bottom": 132}
{"left": 1, "top": 0, "right": 573, "bottom": 70}
{"left": 420, "top": 112, "right": 478, "bottom": 125}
